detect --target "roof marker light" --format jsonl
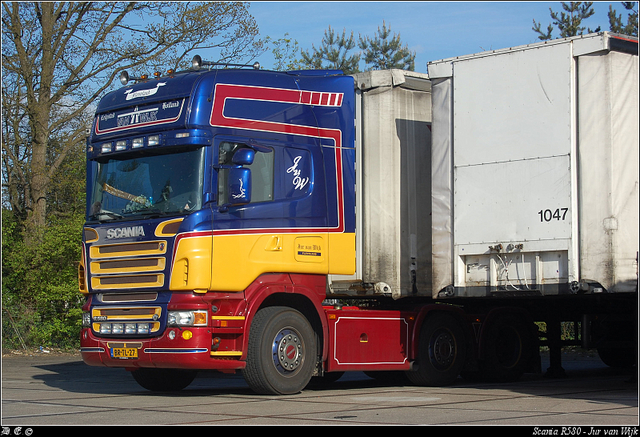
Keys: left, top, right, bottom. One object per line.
{"left": 119, "top": 70, "right": 149, "bottom": 85}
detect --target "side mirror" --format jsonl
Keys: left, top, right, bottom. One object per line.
{"left": 227, "top": 167, "right": 251, "bottom": 206}
{"left": 232, "top": 148, "right": 255, "bottom": 166}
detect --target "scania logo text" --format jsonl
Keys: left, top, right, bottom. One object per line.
{"left": 106, "top": 226, "right": 145, "bottom": 239}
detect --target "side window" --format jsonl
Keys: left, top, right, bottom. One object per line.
{"left": 248, "top": 149, "right": 274, "bottom": 202}
{"left": 217, "top": 141, "right": 274, "bottom": 205}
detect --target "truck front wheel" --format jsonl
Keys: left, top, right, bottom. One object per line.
{"left": 243, "top": 306, "right": 317, "bottom": 395}
{"left": 407, "top": 313, "right": 467, "bottom": 386}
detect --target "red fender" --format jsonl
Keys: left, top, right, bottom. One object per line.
{"left": 240, "top": 273, "right": 330, "bottom": 362}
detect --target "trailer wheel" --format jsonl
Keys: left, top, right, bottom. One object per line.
{"left": 243, "top": 306, "right": 316, "bottom": 395}
{"left": 480, "top": 316, "right": 534, "bottom": 382}
{"left": 406, "top": 313, "right": 466, "bottom": 386}
{"left": 597, "top": 347, "right": 637, "bottom": 368}
{"left": 131, "top": 368, "right": 197, "bottom": 392}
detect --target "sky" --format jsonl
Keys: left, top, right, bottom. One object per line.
{"left": 239, "top": 1, "right": 630, "bottom": 73}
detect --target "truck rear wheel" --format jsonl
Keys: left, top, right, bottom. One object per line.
{"left": 406, "top": 313, "right": 466, "bottom": 386}
{"left": 597, "top": 346, "right": 637, "bottom": 368}
{"left": 243, "top": 306, "right": 316, "bottom": 395}
{"left": 479, "top": 315, "right": 534, "bottom": 382}
{"left": 131, "top": 368, "right": 197, "bottom": 392}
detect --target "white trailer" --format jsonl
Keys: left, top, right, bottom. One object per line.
{"left": 333, "top": 32, "right": 637, "bottom": 301}
{"left": 428, "top": 32, "right": 638, "bottom": 300}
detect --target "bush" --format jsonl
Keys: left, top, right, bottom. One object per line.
{"left": 2, "top": 210, "right": 85, "bottom": 350}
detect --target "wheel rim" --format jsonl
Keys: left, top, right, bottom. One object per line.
{"left": 272, "top": 328, "right": 304, "bottom": 376}
{"left": 429, "top": 328, "right": 456, "bottom": 371}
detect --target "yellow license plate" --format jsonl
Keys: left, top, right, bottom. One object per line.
{"left": 111, "top": 347, "right": 138, "bottom": 359}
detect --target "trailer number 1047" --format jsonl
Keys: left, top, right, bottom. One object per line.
{"left": 538, "top": 208, "right": 569, "bottom": 222}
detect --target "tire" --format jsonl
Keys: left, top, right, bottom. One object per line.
{"left": 479, "top": 315, "right": 534, "bottom": 382}
{"left": 406, "top": 313, "right": 467, "bottom": 386}
{"left": 131, "top": 368, "right": 197, "bottom": 392}
{"left": 243, "top": 306, "right": 317, "bottom": 395}
{"left": 597, "top": 347, "right": 637, "bottom": 368}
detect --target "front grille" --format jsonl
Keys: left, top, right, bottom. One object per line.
{"left": 91, "top": 305, "right": 162, "bottom": 335}
{"left": 88, "top": 241, "right": 167, "bottom": 290}
{"left": 99, "top": 292, "right": 158, "bottom": 303}
{"left": 90, "top": 241, "right": 166, "bottom": 259}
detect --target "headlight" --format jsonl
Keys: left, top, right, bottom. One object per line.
{"left": 82, "top": 312, "right": 91, "bottom": 327}
{"left": 167, "top": 310, "right": 208, "bottom": 327}
{"left": 148, "top": 134, "right": 160, "bottom": 146}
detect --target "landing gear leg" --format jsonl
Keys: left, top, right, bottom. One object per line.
{"left": 545, "top": 317, "right": 566, "bottom": 378}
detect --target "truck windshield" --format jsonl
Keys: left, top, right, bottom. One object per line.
{"left": 87, "top": 147, "right": 205, "bottom": 222}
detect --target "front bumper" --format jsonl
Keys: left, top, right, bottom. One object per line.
{"left": 80, "top": 327, "right": 245, "bottom": 371}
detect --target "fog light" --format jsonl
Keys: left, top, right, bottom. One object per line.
{"left": 112, "top": 323, "right": 124, "bottom": 334}
{"left": 182, "top": 330, "right": 193, "bottom": 340}
{"left": 125, "top": 324, "right": 137, "bottom": 334}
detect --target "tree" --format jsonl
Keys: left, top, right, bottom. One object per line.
{"left": 1, "top": 2, "right": 263, "bottom": 350}
{"left": 264, "top": 33, "right": 304, "bottom": 71}
{"left": 301, "top": 26, "right": 360, "bottom": 74}
{"left": 358, "top": 21, "right": 415, "bottom": 71}
{"left": 2, "top": 2, "right": 262, "bottom": 242}
{"left": 608, "top": 2, "right": 638, "bottom": 36}
{"left": 532, "top": 2, "right": 600, "bottom": 40}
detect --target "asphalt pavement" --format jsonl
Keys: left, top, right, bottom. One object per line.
{"left": 1, "top": 348, "right": 638, "bottom": 427}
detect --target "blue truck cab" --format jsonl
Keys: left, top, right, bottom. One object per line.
{"left": 80, "top": 60, "right": 356, "bottom": 375}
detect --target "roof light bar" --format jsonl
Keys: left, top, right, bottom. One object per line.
{"left": 191, "top": 55, "right": 260, "bottom": 70}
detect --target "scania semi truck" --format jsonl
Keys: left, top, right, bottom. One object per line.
{"left": 79, "top": 32, "right": 638, "bottom": 395}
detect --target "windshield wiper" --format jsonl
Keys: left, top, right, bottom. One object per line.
{"left": 91, "top": 211, "right": 124, "bottom": 221}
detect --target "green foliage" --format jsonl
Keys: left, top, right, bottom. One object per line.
{"left": 264, "top": 33, "right": 304, "bottom": 71}
{"left": 301, "top": 26, "right": 361, "bottom": 74}
{"left": 608, "top": 2, "right": 638, "bottom": 36}
{"left": 358, "top": 21, "right": 415, "bottom": 71}
{"left": 532, "top": 2, "right": 638, "bottom": 40}
{"left": 300, "top": 21, "right": 416, "bottom": 73}
{"left": 2, "top": 209, "right": 85, "bottom": 350}
{"left": 533, "top": 2, "right": 600, "bottom": 40}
